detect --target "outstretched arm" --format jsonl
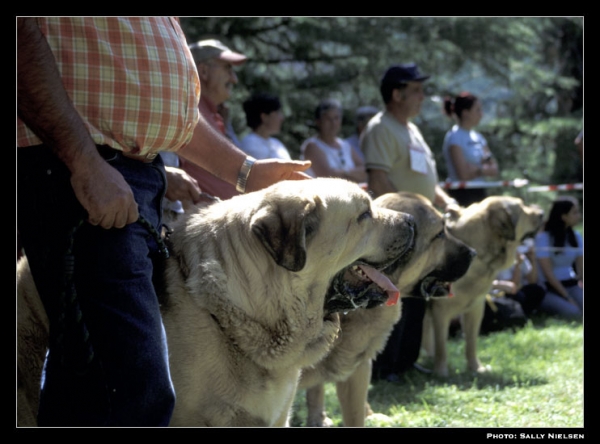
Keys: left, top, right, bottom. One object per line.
{"left": 178, "top": 113, "right": 312, "bottom": 193}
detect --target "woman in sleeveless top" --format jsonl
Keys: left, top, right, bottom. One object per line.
{"left": 300, "top": 98, "right": 367, "bottom": 183}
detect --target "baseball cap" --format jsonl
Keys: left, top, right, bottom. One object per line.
{"left": 381, "top": 63, "right": 430, "bottom": 86}
{"left": 355, "top": 106, "right": 379, "bottom": 121}
{"left": 188, "top": 39, "right": 247, "bottom": 65}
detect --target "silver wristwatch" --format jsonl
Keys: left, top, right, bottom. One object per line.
{"left": 236, "top": 156, "right": 256, "bottom": 193}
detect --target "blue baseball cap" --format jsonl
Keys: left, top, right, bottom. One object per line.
{"left": 381, "top": 63, "right": 430, "bottom": 86}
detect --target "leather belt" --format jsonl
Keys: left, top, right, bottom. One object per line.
{"left": 120, "top": 150, "right": 159, "bottom": 163}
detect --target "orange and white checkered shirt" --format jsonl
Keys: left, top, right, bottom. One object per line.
{"left": 17, "top": 17, "right": 200, "bottom": 156}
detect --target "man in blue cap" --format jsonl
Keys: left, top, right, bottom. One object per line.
{"left": 362, "top": 63, "right": 456, "bottom": 380}
{"left": 361, "top": 63, "right": 455, "bottom": 207}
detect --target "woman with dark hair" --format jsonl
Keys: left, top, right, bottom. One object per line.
{"left": 442, "top": 92, "right": 499, "bottom": 206}
{"left": 300, "top": 98, "right": 367, "bottom": 183}
{"left": 535, "top": 196, "right": 583, "bottom": 320}
{"left": 240, "top": 92, "right": 291, "bottom": 160}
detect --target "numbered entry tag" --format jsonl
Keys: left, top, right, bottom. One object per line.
{"left": 409, "top": 144, "right": 428, "bottom": 175}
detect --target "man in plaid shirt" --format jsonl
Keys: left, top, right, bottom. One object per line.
{"left": 17, "top": 17, "right": 311, "bottom": 426}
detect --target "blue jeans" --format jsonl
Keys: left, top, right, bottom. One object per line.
{"left": 539, "top": 284, "right": 583, "bottom": 321}
{"left": 18, "top": 145, "right": 175, "bottom": 426}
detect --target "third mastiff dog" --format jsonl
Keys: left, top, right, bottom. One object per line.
{"left": 421, "top": 196, "right": 544, "bottom": 377}
{"left": 299, "top": 192, "right": 475, "bottom": 427}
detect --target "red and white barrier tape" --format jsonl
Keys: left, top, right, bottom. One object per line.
{"left": 527, "top": 183, "right": 583, "bottom": 192}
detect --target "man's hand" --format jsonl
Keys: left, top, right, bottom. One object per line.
{"left": 491, "top": 279, "right": 516, "bottom": 294}
{"left": 245, "top": 159, "right": 312, "bottom": 193}
{"left": 164, "top": 166, "right": 202, "bottom": 205}
{"left": 70, "top": 154, "right": 139, "bottom": 229}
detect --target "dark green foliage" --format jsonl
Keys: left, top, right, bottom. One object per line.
{"left": 181, "top": 17, "right": 583, "bottom": 205}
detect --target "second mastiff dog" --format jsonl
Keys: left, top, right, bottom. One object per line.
{"left": 299, "top": 192, "right": 476, "bottom": 427}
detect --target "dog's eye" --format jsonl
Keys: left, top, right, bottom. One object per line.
{"left": 357, "top": 210, "right": 372, "bottom": 222}
{"left": 305, "top": 223, "right": 316, "bottom": 238}
{"left": 433, "top": 230, "right": 445, "bottom": 241}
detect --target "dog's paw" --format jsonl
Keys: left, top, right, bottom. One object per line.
{"left": 432, "top": 362, "right": 450, "bottom": 377}
{"left": 468, "top": 359, "right": 491, "bottom": 374}
{"left": 473, "top": 363, "right": 492, "bottom": 374}
{"left": 306, "top": 412, "right": 334, "bottom": 427}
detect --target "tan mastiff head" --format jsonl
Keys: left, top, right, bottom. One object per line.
{"left": 248, "top": 179, "right": 416, "bottom": 314}
{"left": 374, "top": 192, "right": 476, "bottom": 299}
{"left": 444, "top": 195, "right": 544, "bottom": 271}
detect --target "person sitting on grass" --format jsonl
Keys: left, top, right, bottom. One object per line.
{"left": 535, "top": 196, "right": 583, "bottom": 321}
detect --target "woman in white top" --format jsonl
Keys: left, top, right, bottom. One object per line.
{"left": 240, "top": 92, "right": 291, "bottom": 160}
{"left": 300, "top": 98, "right": 367, "bottom": 183}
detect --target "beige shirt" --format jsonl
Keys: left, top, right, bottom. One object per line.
{"left": 361, "top": 111, "right": 439, "bottom": 203}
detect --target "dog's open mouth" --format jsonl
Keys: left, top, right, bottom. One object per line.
{"left": 419, "top": 276, "right": 453, "bottom": 299}
{"left": 414, "top": 251, "right": 474, "bottom": 301}
{"left": 324, "top": 262, "right": 400, "bottom": 314}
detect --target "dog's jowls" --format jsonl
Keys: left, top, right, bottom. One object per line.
{"left": 299, "top": 191, "right": 476, "bottom": 427}
{"left": 421, "top": 196, "right": 544, "bottom": 377}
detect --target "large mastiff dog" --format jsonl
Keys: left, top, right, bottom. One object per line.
{"left": 17, "top": 178, "right": 416, "bottom": 427}
{"left": 299, "top": 192, "right": 476, "bottom": 427}
{"left": 421, "top": 196, "right": 544, "bottom": 377}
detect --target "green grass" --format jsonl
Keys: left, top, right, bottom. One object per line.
{"left": 290, "top": 316, "right": 583, "bottom": 428}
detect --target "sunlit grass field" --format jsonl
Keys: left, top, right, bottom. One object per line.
{"left": 290, "top": 315, "right": 583, "bottom": 428}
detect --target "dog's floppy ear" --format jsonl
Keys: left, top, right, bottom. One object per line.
{"left": 488, "top": 201, "right": 519, "bottom": 241}
{"left": 251, "top": 198, "right": 317, "bottom": 272}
